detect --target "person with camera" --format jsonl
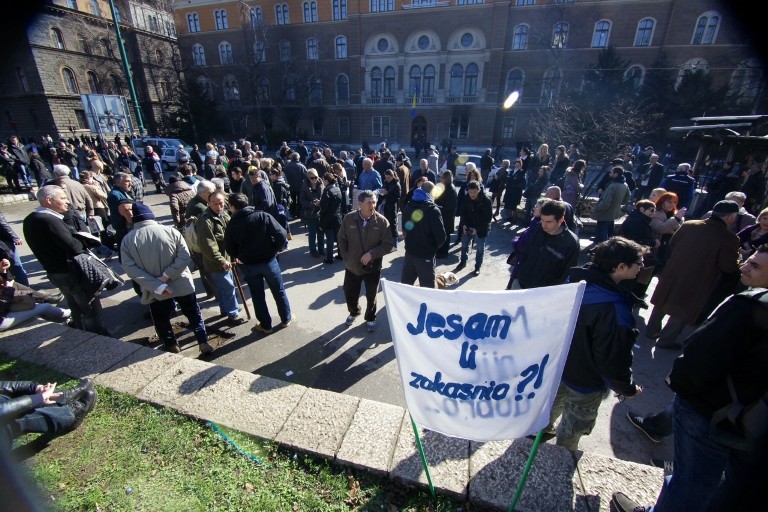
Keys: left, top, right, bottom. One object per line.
{"left": 338, "top": 190, "right": 393, "bottom": 332}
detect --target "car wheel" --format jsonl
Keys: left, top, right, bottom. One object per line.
{"left": 162, "top": 161, "right": 170, "bottom": 172}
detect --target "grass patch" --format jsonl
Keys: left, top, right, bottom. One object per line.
{"left": 1, "top": 357, "right": 480, "bottom": 512}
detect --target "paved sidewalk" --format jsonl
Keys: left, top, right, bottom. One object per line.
{"left": 0, "top": 320, "right": 662, "bottom": 511}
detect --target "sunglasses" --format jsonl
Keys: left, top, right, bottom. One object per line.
{"left": 309, "top": 176, "right": 318, "bottom": 180}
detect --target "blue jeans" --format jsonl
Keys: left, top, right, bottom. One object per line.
{"left": 595, "top": 220, "right": 614, "bottom": 243}
{"left": 652, "top": 396, "right": 731, "bottom": 511}
{"left": 239, "top": 258, "right": 291, "bottom": 329}
{"left": 208, "top": 269, "right": 240, "bottom": 317}
{"left": 306, "top": 218, "right": 324, "bottom": 255}
{"left": 324, "top": 226, "right": 338, "bottom": 261}
{"left": 460, "top": 233, "right": 486, "bottom": 269}
{"left": 10, "top": 248, "right": 29, "bottom": 286}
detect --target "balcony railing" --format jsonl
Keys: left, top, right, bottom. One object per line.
{"left": 446, "top": 95, "right": 479, "bottom": 104}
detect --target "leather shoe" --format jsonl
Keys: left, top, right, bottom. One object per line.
{"left": 56, "top": 378, "right": 94, "bottom": 405}
{"left": 44, "top": 292, "right": 65, "bottom": 304}
{"left": 68, "top": 389, "right": 98, "bottom": 431}
{"left": 454, "top": 261, "right": 467, "bottom": 271}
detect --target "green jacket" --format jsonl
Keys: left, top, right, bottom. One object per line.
{"left": 196, "top": 208, "right": 231, "bottom": 272}
{"left": 185, "top": 195, "right": 208, "bottom": 221}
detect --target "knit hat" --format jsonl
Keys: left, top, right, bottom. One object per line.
{"left": 132, "top": 202, "right": 155, "bottom": 222}
{"left": 712, "top": 200, "right": 740, "bottom": 214}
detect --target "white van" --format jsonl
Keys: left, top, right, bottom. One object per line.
{"left": 131, "top": 137, "right": 193, "bottom": 172}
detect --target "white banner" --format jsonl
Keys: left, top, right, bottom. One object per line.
{"left": 381, "top": 279, "right": 585, "bottom": 442}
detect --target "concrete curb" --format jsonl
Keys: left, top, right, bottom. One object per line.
{"left": 0, "top": 191, "right": 36, "bottom": 205}
{"left": 0, "top": 321, "right": 663, "bottom": 511}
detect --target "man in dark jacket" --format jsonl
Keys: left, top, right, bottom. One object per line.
{"left": 660, "top": 162, "right": 697, "bottom": 209}
{"left": 7, "top": 135, "right": 32, "bottom": 190}
{"left": 434, "top": 170, "right": 458, "bottom": 258}
{"left": 141, "top": 146, "right": 166, "bottom": 193}
{"left": 546, "top": 236, "right": 646, "bottom": 450}
{"left": 638, "top": 153, "right": 666, "bottom": 200}
{"left": 400, "top": 181, "right": 445, "bottom": 288}
{"left": 283, "top": 153, "right": 308, "bottom": 218}
{"left": 455, "top": 180, "right": 493, "bottom": 274}
{"left": 224, "top": 193, "right": 293, "bottom": 334}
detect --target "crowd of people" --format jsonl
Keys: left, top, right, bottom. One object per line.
{"left": 0, "top": 132, "right": 767, "bottom": 511}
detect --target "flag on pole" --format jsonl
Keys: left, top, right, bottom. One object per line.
{"left": 410, "top": 84, "right": 419, "bottom": 119}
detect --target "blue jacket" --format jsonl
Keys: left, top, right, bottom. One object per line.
{"left": 660, "top": 171, "right": 697, "bottom": 209}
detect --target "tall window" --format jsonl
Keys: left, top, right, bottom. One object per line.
{"left": 51, "top": 28, "right": 65, "bottom": 49}
{"left": 423, "top": 65, "right": 435, "bottom": 97}
{"left": 66, "top": 0, "right": 78, "bottom": 8}
{"left": 215, "top": 9, "right": 229, "bottom": 30}
{"left": 109, "top": 74, "right": 123, "bottom": 95}
{"left": 90, "top": 0, "right": 101, "bottom": 16}
{"left": 336, "top": 74, "right": 349, "bottom": 101}
{"left": 370, "top": 67, "right": 382, "bottom": 98}
{"left": 729, "top": 60, "right": 764, "bottom": 105}
{"left": 515, "top": 0, "right": 534, "bottom": 5}
{"left": 250, "top": 6, "right": 263, "bottom": 28}
{"left": 333, "top": 0, "right": 347, "bottom": 20}
{"left": 303, "top": 1, "right": 317, "bottom": 23}
{"left": 335, "top": 36, "right": 347, "bottom": 59}
{"left": 187, "top": 13, "right": 200, "bottom": 33}
{"left": 635, "top": 18, "right": 654, "bottom": 47}
{"left": 147, "top": 14, "right": 160, "bottom": 32}
{"left": 383, "top": 67, "right": 395, "bottom": 98}
{"left": 192, "top": 44, "right": 206, "bottom": 66}
{"left": 223, "top": 75, "right": 240, "bottom": 101}
{"left": 257, "top": 77, "right": 271, "bottom": 102}
{"left": 506, "top": 69, "right": 524, "bottom": 96}
{"left": 513, "top": 25, "right": 528, "bottom": 50}
{"left": 624, "top": 66, "right": 644, "bottom": 89}
{"left": 449, "top": 64, "right": 463, "bottom": 97}
{"left": 370, "top": 0, "right": 394, "bottom": 12}
{"left": 458, "top": 0, "right": 483, "bottom": 4}
{"left": 102, "top": 38, "right": 114, "bottom": 57}
{"left": 279, "top": 40, "right": 291, "bottom": 62}
{"left": 591, "top": 20, "right": 611, "bottom": 48}
{"left": 541, "top": 68, "right": 561, "bottom": 103}
{"left": 307, "top": 38, "right": 319, "bottom": 60}
{"left": 372, "top": 116, "right": 390, "bottom": 138}
{"left": 196, "top": 76, "right": 213, "bottom": 101}
{"left": 552, "top": 22, "right": 569, "bottom": 48}
{"left": 62, "top": 67, "right": 79, "bottom": 93}
{"left": 166, "top": 21, "right": 176, "bottom": 37}
{"left": 692, "top": 12, "right": 720, "bottom": 45}
{"left": 80, "top": 34, "right": 91, "bottom": 55}
{"left": 284, "top": 76, "right": 296, "bottom": 101}
{"left": 86, "top": 71, "right": 101, "bottom": 93}
{"left": 339, "top": 117, "right": 350, "bottom": 137}
{"left": 219, "top": 42, "right": 233, "bottom": 65}
{"left": 449, "top": 115, "right": 469, "bottom": 139}
{"left": 275, "top": 4, "right": 290, "bottom": 25}
{"left": 16, "top": 67, "right": 29, "bottom": 93}
{"left": 309, "top": 77, "right": 322, "bottom": 106}
{"left": 409, "top": 66, "right": 422, "bottom": 97}
{"left": 254, "top": 41, "right": 266, "bottom": 62}
{"left": 464, "top": 63, "right": 478, "bottom": 96}
{"left": 502, "top": 117, "right": 516, "bottom": 139}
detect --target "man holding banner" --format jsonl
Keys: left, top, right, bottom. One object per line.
{"left": 546, "top": 237, "right": 647, "bottom": 450}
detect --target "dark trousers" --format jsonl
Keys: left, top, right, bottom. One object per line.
{"left": 400, "top": 252, "right": 436, "bottom": 288}
{"left": 1, "top": 394, "right": 75, "bottom": 449}
{"left": 148, "top": 293, "right": 207, "bottom": 348}
{"left": 343, "top": 269, "right": 380, "bottom": 322}
{"left": 48, "top": 271, "right": 108, "bottom": 336}
{"left": 190, "top": 252, "right": 216, "bottom": 298}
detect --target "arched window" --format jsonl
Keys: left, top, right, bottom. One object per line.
{"left": 193, "top": 44, "right": 206, "bottom": 66}
{"left": 16, "top": 67, "right": 29, "bottom": 93}
{"left": 214, "top": 9, "right": 229, "bottom": 30}
{"left": 552, "top": 22, "right": 569, "bottom": 48}
{"left": 62, "top": 67, "right": 79, "bottom": 93}
{"left": 250, "top": 6, "right": 263, "bottom": 28}
{"left": 109, "top": 73, "right": 123, "bottom": 95}
{"left": 513, "top": 25, "right": 528, "bottom": 51}
{"left": 505, "top": 69, "right": 524, "bottom": 96}
{"left": 196, "top": 76, "right": 213, "bottom": 101}
{"left": 333, "top": 0, "right": 347, "bottom": 20}
{"left": 592, "top": 20, "right": 611, "bottom": 48}
{"left": 303, "top": 1, "right": 318, "bottom": 23}
{"left": 309, "top": 77, "right": 322, "bottom": 106}
{"left": 284, "top": 76, "right": 296, "bottom": 101}
{"left": 187, "top": 13, "right": 200, "bottom": 33}
{"left": 86, "top": 71, "right": 101, "bottom": 94}
{"left": 254, "top": 41, "right": 266, "bottom": 63}
{"left": 336, "top": 74, "right": 349, "bottom": 101}
{"left": 51, "top": 27, "right": 65, "bottom": 49}
{"left": 370, "top": 0, "right": 394, "bottom": 12}
{"left": 541, "top": 68, "right": 561, "bottom": 103}
{"left": 223, "top": 75, "right": 240, "bottom": 101}
{"left": 335, "top": 36, "right": 347, "bottom": 59}
{"left": 464, "top": 63, "right": 478, "bottom": 96}
{"left": 409, "top": 66, "right": 422, "bottom": 97}
{"left": 90, "top": 0, "right": 101, "bottom": 16}
{"left": 423, "top": 65, "right": 435, "bottom": 97}
{"left": 279, "top": 40, "right": 291, "bottom": 62}
{"left": 219, "top": 42, "right": 233, "bottom": 65}
{"left": 383, "top": 66, "right": 395, "bottom": 98}
{"left": 449, "top": 63, "right": 463, "bottom": 97}
{"left": 624, "top": 65, "right": 644, "bottom": 89}
{"left": 257, "top": 77, "right": 271, "bottom": 103}
{"left": 307, "top": 38, "right": 319, "bottom": 60}
{"left": 275, "top": 4, "right": 289, "bottom": 25}
{"left": 371, "top": 67, "right": 382, "bottom": 98}
{"left": 635, "top": 18, "right": 654, "bottom": 47}
{"left": 692, "top": 12, "right": 720, "bottom": 44}
{"left": 729, "top": 60, "right": 764, "bottom": 105}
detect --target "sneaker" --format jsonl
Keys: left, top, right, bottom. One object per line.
{"left": 56, "top": 378, "right": 94, "bottom": 405}
{"left": 252, "top": 323, "right": 274, "bottom": 334}
{"left": 473, "top": 266, "right": 481, "bottom": 275}
{"left": 280, "top": 315, "right": 295, "bottom": 328}
{"left": 366, "top": 321, "right": 377, "bottom": 332}
{"left": 345, "top": 315, "right": 356, "bottom": 327}
{"left": 454, "top": 261, "right": 467, "bottom": 271}
{"left": 164, "top": 342, "right": 181, "bottom": 353}
{"left": 651, "top": 458, "right": 674, "bottom": 475}
{"left": 287, "top": 232, "right": 293, "bottom": 240}
{"left": 610, "top": 491, "right": 649, "bottom": 512}
{"left": 198, "top": 342, "right": 214, "bottom": 355}
{"left": 626, "top": 411, "right": 663, "bottom": 443}
{"left": 68, "top": 389, "right": 98, "bottom": 431}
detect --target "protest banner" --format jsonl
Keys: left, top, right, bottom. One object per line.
{"left": 381, "top": 279, "right": 585, "bottom": 442}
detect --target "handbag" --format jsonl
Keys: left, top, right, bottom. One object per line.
{"left": 709, "top": 375, "right": 768, "bottom": 451}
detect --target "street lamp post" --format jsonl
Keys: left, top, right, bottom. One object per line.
{"left": 107, "top": 0, "right": 145, "bottom": 136}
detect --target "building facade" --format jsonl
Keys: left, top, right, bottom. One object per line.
{"left": 0, "top": 0, "right": 181, "bottom": 142}
{"left": 172, "top": 0, "right": 765, "bottom": 150}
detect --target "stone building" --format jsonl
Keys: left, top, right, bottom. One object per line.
{"left": 171, "top": 0, "right": 765, "bottom": 150}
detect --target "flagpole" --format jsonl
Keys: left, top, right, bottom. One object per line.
{"left": 409, "top": 414, "right": 436, "bottom": 498}
{"left": 507, "top": 429, "right": 545, "bottom": 512}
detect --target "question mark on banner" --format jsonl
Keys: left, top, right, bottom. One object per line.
{"left": 514, "top": 354, "right": 550, "bottom": 401}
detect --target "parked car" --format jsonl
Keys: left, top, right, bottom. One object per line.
{"left": 453, "top": 154, "right": 498, "bottom": 184}
{"left": 131, "top": 137, "right": 193, "bottom": 172}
